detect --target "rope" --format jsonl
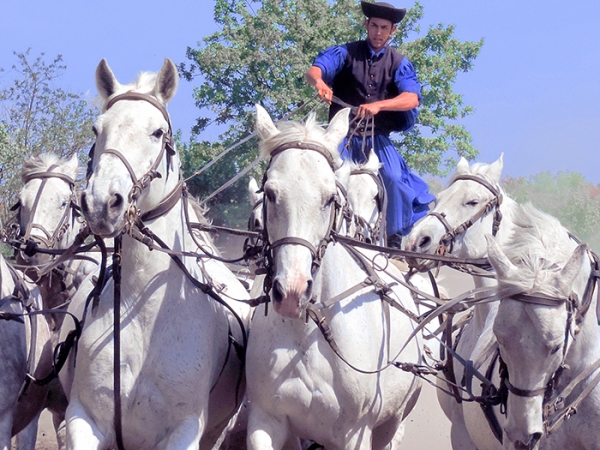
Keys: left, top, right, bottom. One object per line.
{"left": 184, "top": 95, "right": 320, "bottom": 183}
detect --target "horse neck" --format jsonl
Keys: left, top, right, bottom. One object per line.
{"left": 463, "top": 196, "right": 518, "bottom": 324}
{"left": 119, "top": 196, "right": 208, "bottom": 295}
{"left": 313, "top": 242, "right": 379, "bottom": 316}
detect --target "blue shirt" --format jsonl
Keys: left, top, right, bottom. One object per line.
{"left": 313, "top": 42, "right": 422, "bottom": 102}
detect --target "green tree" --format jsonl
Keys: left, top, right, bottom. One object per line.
{"left": 503, "top": 172, "right": 600, "bottom": 252}
{"left": 0, "top": 49, "right": 96, "bottom": 217}
{"left": 180, "top": 0, "right": 482, "bottom": 228}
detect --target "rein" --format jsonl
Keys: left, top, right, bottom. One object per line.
{"left": 91, "top": 91, "right": 249, "bottom": 450}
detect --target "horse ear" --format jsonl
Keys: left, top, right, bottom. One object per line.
{"left": 487, "top": 153, "right": 504, "bottom": 183}
{"left": 456, "top": 157, "right": 470, "bottom": 174}
{"left": 365, "top": 150, "right": 382, "bottom": 171}
{"left": 155, "top": 58, "right": 178, "bottom": 104}
{"left": 486, "top": 234, "right": 517, "bottom": 280}
{"left": 560, "top": 244, "right": 587, "bottom": 288}
{"left": 255, "top": 104, "right": 279, "bottom": 140}
{"left": 66, "top": 154, "right": 80, "bottom": 179}
{"left": 96, "top": 59, "right": 120, "bottom": 101}
{"left": 248, "top": 176, "right": 261, "bottom": 205}
{"left": 324, "top": 108, "right": 350, "bottom": 149}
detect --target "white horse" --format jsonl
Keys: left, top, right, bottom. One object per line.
{"left": 64, "top": 58, "right": 251, "bottom": 449}
{"left": 246, "top": 105, "right": 421, "bottom": 450}
{"left": 484, "top": 205, "right": 600, "bottom": 450}
{"left": 0, "top": 253, "right": 51, "bottom": 450}
{"left": 405, "top": 154, "right": 516, "bottom": 450}
{"left": 13, "top": 153, "right": 94, "bottom": 450}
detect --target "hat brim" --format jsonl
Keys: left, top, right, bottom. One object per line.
{"left": 361, "top": 1, "right": 406, "bottom": 23}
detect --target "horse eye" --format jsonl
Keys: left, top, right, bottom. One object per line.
{"left": 466, "top": 199, "right": 479, "bottom": 206}
{"left": 152, "top": 129, "right": 164, "bottom": 139}
{"left": 264, "top": 188, "right": 276, "bottom": 203}
{"left": 550, "top": 344, "right": 562, "bottom": 355}
{"left": 92, "top": 126, "right": 98, "bottom": 136}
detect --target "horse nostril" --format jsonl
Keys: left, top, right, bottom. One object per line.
{"left": 418, "top": 235, "right": 431, "bottom": 250}
{"left": 530, "top": 432, "right": 542, "bottom": 448}
{"left": 305, "top": 279, "right": 313, "bottom": 299}
{"left": 272, "top": 279, "right": 284, "bottom": 304}
{"left": 109, "top": 193, "right": 124, "bottom": 210}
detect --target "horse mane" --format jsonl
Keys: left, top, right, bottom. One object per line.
{"left": 495, "top": 203, "right": 575, "bottom": 298}
{"left": 96, "top": 71, "right": 159, "bottom": 112}
{"left": 21, "top": 153, "right": 81, "bottom": 183}
{"left": 259, "top": 112, "right": 343, "bottom": 167}
{"left": 186, "top": 195, "right": 222, "bottom": 257}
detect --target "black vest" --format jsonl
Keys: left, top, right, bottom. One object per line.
{"left": 330, "top": 40, "right": 412, "bottom": 135}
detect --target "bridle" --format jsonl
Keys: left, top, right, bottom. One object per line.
{"left": 427, "top": 174, "right": 503, "bottom": 256}
{"left": 88, "top": 91, "right": 179, "bottom": 230}
{"left": 13, "top": 166, "right": 79, "bottom": 259}
{"left": 348, "top": 168, "right": 387, "bottom": 245}
{"left": 496, "top": 249, "right": 600, "bottom": 437}
{"left": 260, "top": 141, "right": 347, "bottom": 292}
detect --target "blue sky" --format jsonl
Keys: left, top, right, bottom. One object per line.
{"left": 2, "top": 0, "right": 599, "bottom": 182}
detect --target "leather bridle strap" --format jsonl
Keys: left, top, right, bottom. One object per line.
{"left": 269, "top": 141, "right": 337, "bottom": 170}
{"left": 427, "top": 174, "right": 503, "bottom": 256}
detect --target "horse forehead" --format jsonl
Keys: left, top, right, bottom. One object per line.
{"left": 495, "top": 298, "right": 566, "bottom": 343}
{"left": 99, "top": 99, "right": 167, "bottom": 134}
{"left": 269, "top": 150, "right": 337, "bottom": 189}
{"left": 437, "top": 178, "right": 492, "bottom": 207}
{"left": 20, "top": 178, "right": 69, "bottom": 205}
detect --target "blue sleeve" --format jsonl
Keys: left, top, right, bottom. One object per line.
{"left": 312, "top": 45, "right": 348, "bottom": 85}
{"left": 395, "top": 57, "right": 422, "bottom": 102}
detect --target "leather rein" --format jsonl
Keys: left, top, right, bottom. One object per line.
{"left": 90, "top": 91, "right": 247, "bottom": 450}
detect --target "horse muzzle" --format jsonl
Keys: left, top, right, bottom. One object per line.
{"left": 271, "top": 276, "right": 313, "bottom": 319}
{"left": 80, "top": 190, "right": 126, "bottom": 237}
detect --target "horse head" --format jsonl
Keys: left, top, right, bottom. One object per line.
{"left": 256, "top": 104, "right": 349, "bottom": 318}
{"left": 17, "top": 153, "right": 80, "bottom": 266}
{"left": 405, "top": 154, "right": 506, "bottom": 270}
{"left": 247, "top": 176, "right": 263, "bottom": 232}
{"left": 81, "top": 58, "right": 179, "bottom": 237}
{"left": 486, "top": 206, "right": 590, "bottom": 450}
{"left": 346, "top": 151, "right": 385, "bottom": 244}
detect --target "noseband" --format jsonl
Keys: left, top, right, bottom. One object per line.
{"left": 428, "top": 174, "right": 503, "bottom": 256}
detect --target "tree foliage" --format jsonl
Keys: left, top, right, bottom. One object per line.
{"left": 503, "top": 172, "right": 600, "bottom": 252}
{"left": 0, "top": 50, "right": 96, "bottom": 217}
{"left": 179, "top": 0, "right": 482, "bottom": 227}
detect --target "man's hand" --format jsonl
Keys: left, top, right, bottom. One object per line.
{"left": 315, "top": 79, "right": 333, "bottom": 104}
{"left": 358, "top": 102, "right": 382, "bottom": 116}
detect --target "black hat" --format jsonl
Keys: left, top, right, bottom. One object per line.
{"left": 361, "top": 1, "right": 406, "bottom": 23}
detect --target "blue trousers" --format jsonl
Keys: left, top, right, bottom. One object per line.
{"left": 340, "top": 135, "right": 434, "bottom": 236}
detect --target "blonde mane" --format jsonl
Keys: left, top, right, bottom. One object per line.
{"left": 21, "top": 153, "right": 80, "bottom": 183}
{"left": 495, "top": 203, "right": 575, "bottom": 298}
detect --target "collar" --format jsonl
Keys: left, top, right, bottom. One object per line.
{"left": 366, "top": 40, "right": 388, "bottom": 59}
